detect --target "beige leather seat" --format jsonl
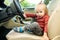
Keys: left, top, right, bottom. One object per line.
{"left": 47, "top": 0, "right": 60, "bottom": 16}
{"left": 52, "top": 35, "right": 60, "bottom": 40}
{"left": 48, "top": 5, "right": 60, "bottom": 40}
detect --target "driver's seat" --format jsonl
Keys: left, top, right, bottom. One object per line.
{"left": 48, "top": 4, "right": 60, "bottom": 40}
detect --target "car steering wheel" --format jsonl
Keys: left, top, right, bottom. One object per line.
{"left": 11, "top": 0, "right": 25, "bottom": 19}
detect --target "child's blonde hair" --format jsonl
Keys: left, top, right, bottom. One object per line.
{"left": 35, "top": 3, "right": 48, "bottom": 15}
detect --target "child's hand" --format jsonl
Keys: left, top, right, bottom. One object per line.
{"left": 43, "top": 36, "right": 49, "bottom": 40}
{"left": 43, "top": 32, "right": 49, "bottom": 40}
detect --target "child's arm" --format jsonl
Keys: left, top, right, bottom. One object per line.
{"left": 23, "top": 12, "right": 36, "bottom": 18}
{"left": 44, "top": 15, "right": 49, "bottom": 34}
{"left": 43, "top": 15, "right": 49, "bottom": 40}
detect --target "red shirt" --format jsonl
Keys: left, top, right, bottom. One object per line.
{"left": 25, "top": 13, "right": 49, "bottom": 33}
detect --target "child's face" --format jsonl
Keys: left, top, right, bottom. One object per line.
{"left": 35, "top": 4, "right": 46, "bottom": 17}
